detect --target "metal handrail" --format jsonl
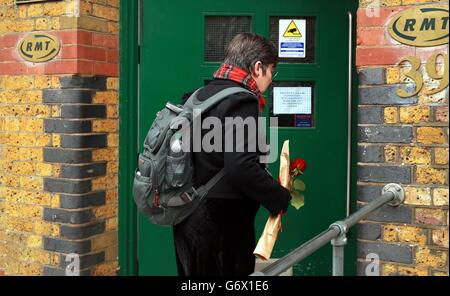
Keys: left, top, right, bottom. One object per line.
{"left": 250, "top": 183, "right": 405, "bottom": 276}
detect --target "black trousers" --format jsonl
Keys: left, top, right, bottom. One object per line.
{"left": 173, "top": 198, "right": 260, "bottom": 276}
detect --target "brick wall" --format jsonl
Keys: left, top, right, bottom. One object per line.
{"left": 1, "top": 0, "right": 448, "bottom": 277}
{"left": 356, "top": 0, "right": 449, "bottom": 275}
{"left": 0, "top": 0, "right": 119, "bottom": 276}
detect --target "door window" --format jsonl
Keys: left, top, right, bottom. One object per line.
{"left": 269, "top": 81, "right": 315, "bottom": 128}
{"left": 269, "top": 16, "right": 316, "bottom": 64}
{"left": 205, "top": 16, "right": 252, "bottom": 62}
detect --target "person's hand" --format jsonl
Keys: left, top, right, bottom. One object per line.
{"left": 276, "top": 177, "right": 291, "bottom": 191}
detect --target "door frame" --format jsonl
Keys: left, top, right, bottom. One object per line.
{"left": 118, "top": 0, "right": 139, "bottom": 276}
{"left": 118, "top": 0, "right": 359, "bottom": 276}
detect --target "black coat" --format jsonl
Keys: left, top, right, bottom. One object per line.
{"left": 173, "top": 79, "right": 291, "bottom": 276}
{"left": 182, "top": 79, "right": 291, "bottom": 216}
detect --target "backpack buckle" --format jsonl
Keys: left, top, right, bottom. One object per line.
{"left": 180, "top": 192, "right": 193, "bottom": 203}
{"left": 166, "top": 102, "right": 183, "bottom": 114}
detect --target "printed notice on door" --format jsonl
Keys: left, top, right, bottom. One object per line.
{"left": 279, "top": 19, "right": 306, "bottom": 58}
{"left": 273, "top": 87, "right": 312, "bottom": 115}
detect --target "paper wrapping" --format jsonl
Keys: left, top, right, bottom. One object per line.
{"left": 253, "top": 140, "right": 290, "bottom": 261}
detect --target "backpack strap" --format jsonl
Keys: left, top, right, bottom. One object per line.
{"left": 197, "top": 87, "right": 256, "bottom": 113}
{"left": 186, "top": 86, "right": 257, "bottom": 199}
{"left": 195, "top": 168, "right": 227, "bottom": 199}
{"left": 185, "top": 87, "right": 256, "bottom": 115}
{"left": 183, "top": 88, "right": 202, "bottom": 108}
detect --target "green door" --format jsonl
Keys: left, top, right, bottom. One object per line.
{"left": 138, "top": 0, "right": 357, "bottom": 275}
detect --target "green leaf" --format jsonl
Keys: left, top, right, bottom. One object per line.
{"left": 290, "top": 191, "right": 305, "bottom": 210}
{"left": 292, "top": 178, "right": 306, "bottom": 191}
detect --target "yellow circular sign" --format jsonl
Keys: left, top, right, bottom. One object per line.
{"left": 18, "top": 33, "right": 61, "bottom": 63}
{"left": 388, "top": 5, "right": 449, "bottom": 47}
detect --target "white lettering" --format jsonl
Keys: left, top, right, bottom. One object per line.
{"left": 365, "top": 253, "right": 380, "bottom": 276}
{"left": 181, "top": 280, "right": 216, "bottom": 293}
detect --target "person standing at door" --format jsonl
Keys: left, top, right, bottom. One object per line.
{"left": 173, "top": 32, "right": 291, "bottom": 276}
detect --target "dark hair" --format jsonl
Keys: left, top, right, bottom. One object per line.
{"left": 224, "top": 32, "right": 278, "bottom": 74}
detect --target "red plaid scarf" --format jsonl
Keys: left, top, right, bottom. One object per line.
{"left": 213, "top": 64, "right": 266, "bottom": 111}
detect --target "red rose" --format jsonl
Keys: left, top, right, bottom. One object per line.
{"left": 290, "top": 158, "right": 307, "bottom": 175}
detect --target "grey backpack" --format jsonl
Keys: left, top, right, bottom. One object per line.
{"left": 133, "top": 87, "right": 254, "bottom": 225}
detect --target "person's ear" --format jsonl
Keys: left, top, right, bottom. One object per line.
{"left": 251, "top": 61, "right": 263, "bottom": 78}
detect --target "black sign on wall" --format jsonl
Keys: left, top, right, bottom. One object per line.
{"left": 16, "top": 0, "right": 63, "bottom": 4}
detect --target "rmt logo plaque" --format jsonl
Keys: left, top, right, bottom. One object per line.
{"left": 18, "top": 33, "right": 61, "bottom": 63}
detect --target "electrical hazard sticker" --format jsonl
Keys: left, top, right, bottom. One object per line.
{"left": 279, "top": 19, "right": 306, "bottom": 58}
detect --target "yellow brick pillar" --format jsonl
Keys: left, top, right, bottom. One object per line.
{"left": 0, "top": 0, "right": 119, "bottom": 276}
{"left": 357, "top": 0, "right": 449, "bottom": 276}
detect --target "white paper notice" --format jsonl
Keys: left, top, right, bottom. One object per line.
{"left": 273, "top": 87, "right": 312, "bottom": 115}
{"left": 279, "top": 19, "right": 306, "bottom": 58}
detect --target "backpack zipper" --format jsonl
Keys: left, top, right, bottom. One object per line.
{"left": 155, "top": 190, "right": 159, "bottom": 208}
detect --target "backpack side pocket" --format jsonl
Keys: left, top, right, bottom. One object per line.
{"left": 165, "top": 152, "right": 192, "bottom": 188}
{"left": 133, "top": 169, "right": 154, "bottom": 211}
{"left": 138, "top": 154, "right": 153, "bottom": 177}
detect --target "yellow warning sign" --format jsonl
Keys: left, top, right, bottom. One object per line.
{"left": 283, "top": 20, "right": 302, "bottom": 37}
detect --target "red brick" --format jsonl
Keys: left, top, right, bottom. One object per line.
{"left": 26, "top": 63, "right": 46, "bottom": 75}
{"left": 44, "top": 60, "right": 78, "bottom": 74}
{"left": 62, "top": 45, "right": 106, "bottom": 61}
{"left": 43, "top": 60, "right": 94, "bottom": 75}
{"left": 0, "top": 62, "right": 27, "bottom": 75}
{"left": 77, "top": 60, "right": 94, "bottom": 75}
{"left": 0, "top": 269, "right": 5, "bottom": 276}
{"left": 357, "top": 7, "right": 405, "bottom": 27}
{"left": 93, "top": 63, "right": 118, "bottom": 76}
{"left": 61, "top": 45, "right": 78, "bottom": 59}
{"left": 106, "top": 50, "right": 118, "bottom": 63}
{"left": 0, "top": 34, "right": 21, "bottom": 49}
{"left": 0, "top": 48, "right": 17, "bottom": 62}
{"left": 54, "top": 30, "right": 93, "bottom": 46}
{"left": 93, "top": 34, "right": 118, "bottom": 49}
{"left": 88, "top": 47, "right": 107, "bottom": 61}
{"left": 76, "top": 31, "right": 94, "bottom": 46}
{"left": 0, "top": 59, "right": 92, "bottom": 76}
{"left": 357, "top": 27, "right": 393, "bottom": 46}
{"left": 53, "top": 31, "right": 77, "bottom": 44}
{"left": 416, "top": 46, "right": 449, "bottom": 62}
{"left": 356, "top": 47, "right": 415, "bottom": 66}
